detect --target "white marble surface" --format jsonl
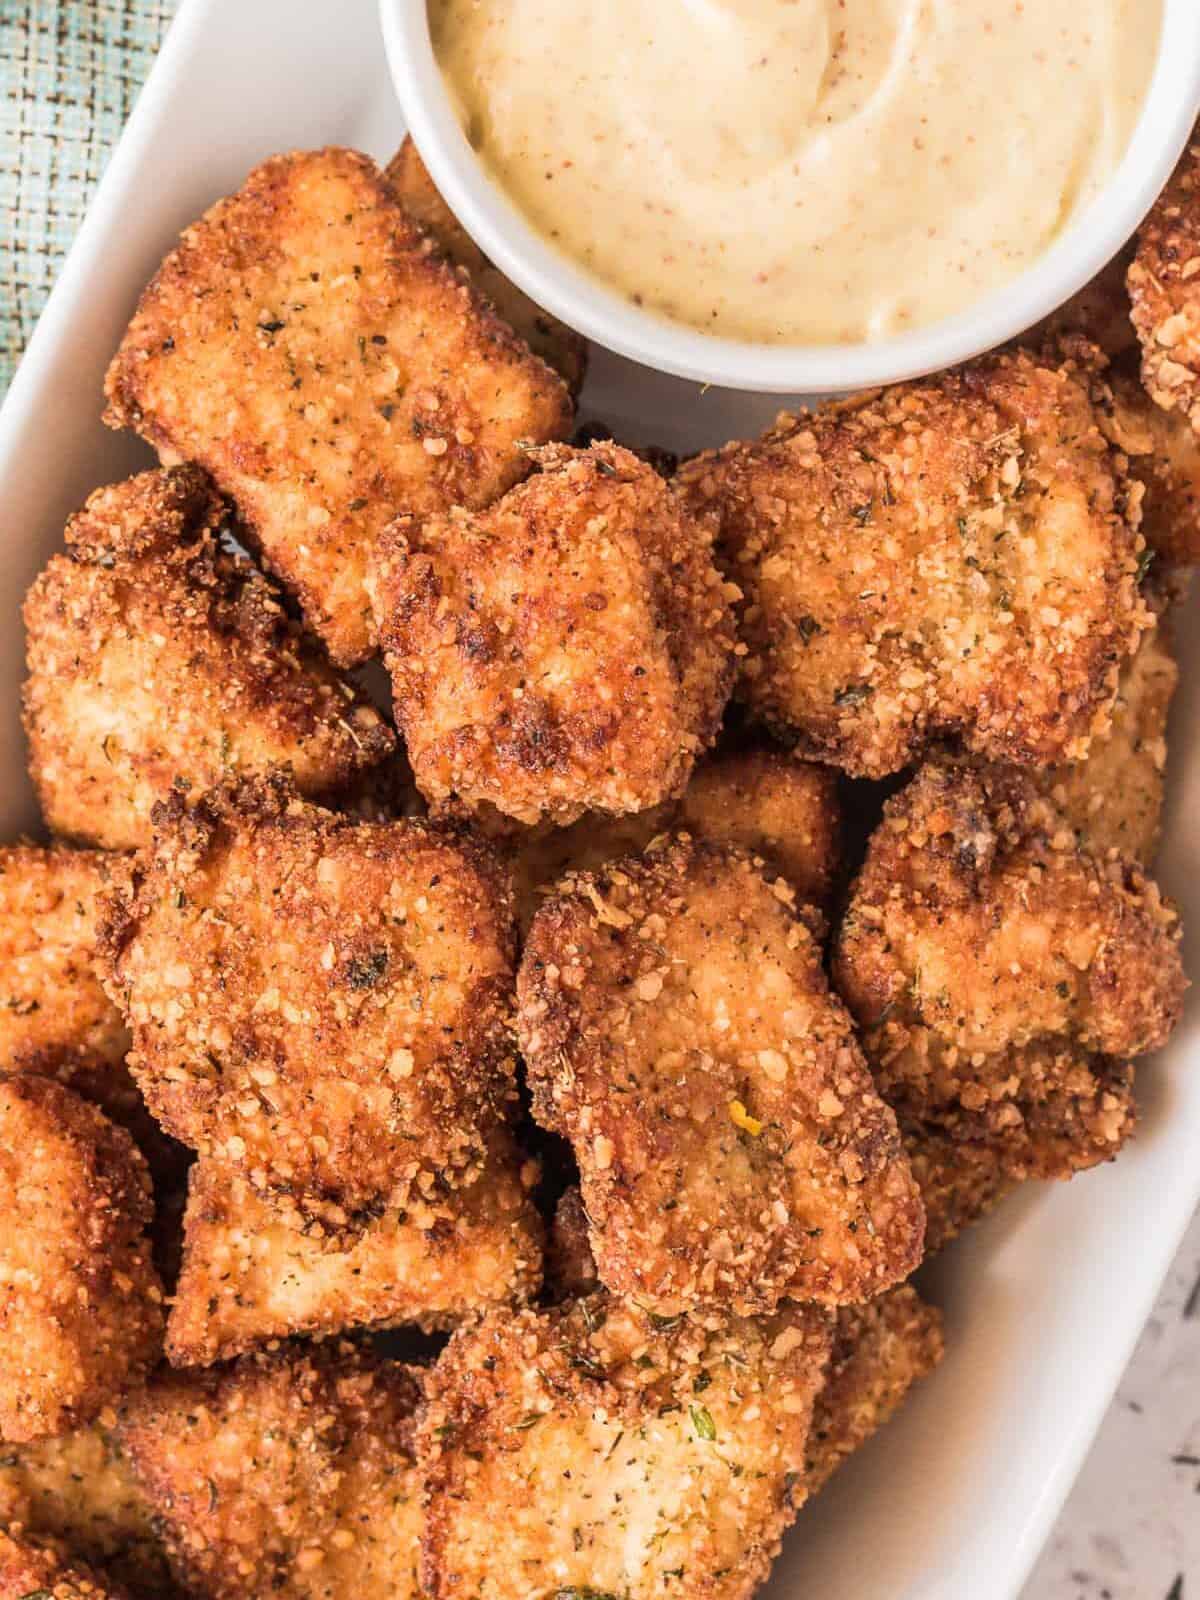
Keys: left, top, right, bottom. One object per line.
{"left": 1022, "top": 1204, "right": 1200, "bottom": 1600}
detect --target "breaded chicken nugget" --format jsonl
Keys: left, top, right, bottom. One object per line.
{"left": 518, "top": 837, "right": 924, "bottom": 1315}
{"left": 901, "top": 1122, "right": 1014, "bottom": 1255}
{"left": 0, "top": 1077, "right": 162, "bottom": 1442}
{"left": 419, "top": 1294, "right": 833, "bottom": 1600}
{"left": 166, "top": 1134, "right": 542, "bottom": 1365}
{"left": 385, "top": 136, "right": 587, "bottom": 394}
{"left": 23, "top": 465, "right": 394, "bottom": 850}
{"left": 369, "top": 442, "right": 737, "bottom": 825}
{"left": 100, "top": 776, "right": 518, "bottom": 1222}
{"left": 1034, "top": 622, "right": 1177, "bottom": 864}
{"left": 545, "top": 1184, "right": 599, "bottom": 1300}
{"left": 1129, "top": 125, "right": 1200, "bottom": 430}
{"left": 0, "top": 1528, "right": 129, "bottom": 1600}
{"left": 805, "top": 1286, "right": 944, "bottom": 1495}
{"left": 104, "top": 147, "right": 572, "bottom": 666}
{"left": 0, "top": 1425, "right": 176, "bottom": 1598}
{"left": 677, "top": 347, "right": 1148, "bottom": 776}
{"left": 514, "top": 743, "right": 841, "bottom": 931}
{"left": 833, "top": 762, "right": 1186, "bottom": 1181}
{"left": 118, "top": 1347, "right": 422, "bottom": 1599}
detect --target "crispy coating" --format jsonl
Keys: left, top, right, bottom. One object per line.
{"left": 1033, "top": 622, "right": 1178, "bottom": 864}
{"left": 100, "top": 777, "right": 518, "bottom": 1221}
{"left": 23, "top": 465, "right": 394, "bottom": 850}
{"left": 0, "top": 1528, "right": 129, "bottom": 1600}
{"left": 1031, "top": 249, "right": 1139, "bottom": 363}
{"left": 419, "top": 1294, "right": 833, "bottom": 1600}
{"left": 167, "top": 1136, "right": 543, "bottom": 1364}
{"left": 1129, "top": 125, "right": 1200, "bottom": 430}
{"left": 901, "top": 1122, "right": 1015, "bottom": 1255}
{"left": 1093, "top": 361, "right": 1200, "bottom": 567}
{"left": 518, "top": 837, "right": 924, "bottom": 1315}
{"left": 0, "top": 1077, "right": 163, "bottom": 1442}
{"left": 545, "top": 1184, "right": 599, "bottom": 1300}
{"left": 514, "top": 743, "right": 841, "bottom": 931}
{"left": 370, "top": 442, "right": 736, "bottom": 825}
{"left": 0, "top": 1425, "right": 175, "bottom": 1598}
{"left": 118, "top": 1346, "right": 422, "bottom": 1599}
{"left": 677, "top": 348, "right": 1148, "bottom": 776}
{"left": 384, "top": 136, "right": 587, "bottom": 394}
{"left": 833, "top": 762, "right": 1186, "bottom": 1181}
{"left": 806, "top": 1286, "right": 944, "bottom": 1494}
{"left": 104, "top": 147, "right": 572, "bottom": 665}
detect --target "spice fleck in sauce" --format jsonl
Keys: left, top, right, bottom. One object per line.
{"left": 430, "top": 0, "right": 1162, "bottom": 345}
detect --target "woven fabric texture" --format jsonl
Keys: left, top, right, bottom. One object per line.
{"left": 0, "top": 0, "right": 174, "bottom": 393}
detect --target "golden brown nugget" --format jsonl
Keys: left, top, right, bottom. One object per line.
{"left": 834, "top": 762, "right": 1186, "bottom": 1181}
{"left": 101, "top": 777, "right": 518, "bottom": 1221}
{"left": 0, "top": 1425, "right": 175, "bottom": 1598}
{"left": 385, "top": 135, "right": 587, "bottom": 394}
{"left": 104, "top": 147, "right": 572, "bottom": 666}
{"left": 806, "top": 1286, "right": 944, "bottom": 1495}
{"left": 0, "top": 1528, "right": 130, "bottom": 1600}
{"left": 0, "top": 1077, "right": 163, "bottom": 1443}
{"left": 119, "top": 1347, "right": 423, "bottom": 1600}
{"left": 518, "top": 837, "right": 924, "bottom": 1315}
{"left": 1130, "top": 125, "right": 1200, "bottom": 430}
{"left": 370, "top": 442, "right": 737, "bottom": 825}
{"left": 514, "top": 743, "right": 841, "bottom": 931}
{"left": 544, "top": 1184, "right": 599, "bottom": 1300}
{"left": 902, "top": 1122, "right": 1015, "bottom": 1255}
{"left": 677, "top": 347, "right": 1148, "bottom": 776}
{"left": 23, "top": 465, "right": 394, "bottom": 850}
{"left": 1034, "top": 622, "right": 1178, "bottom": 864}
{"left": 419, "top": 1294, "right": 833, "bottom": 1600}
{"left": 167, "top": 1137, "right": 543, "bottom": 1365}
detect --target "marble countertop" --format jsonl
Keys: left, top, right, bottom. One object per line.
{"left": 1022, "top": 1205, "right": 1200, "bottom": 1599}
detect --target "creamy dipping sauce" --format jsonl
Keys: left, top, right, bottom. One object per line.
{"left": 430, "top": 0, "right": 1162, "bottom": 346}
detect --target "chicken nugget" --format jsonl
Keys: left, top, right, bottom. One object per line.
{"left": 833, "top": 761, "right": 1186, "bottom": 1181}
{"left": 419, "top": 1294, "right": 833, "bottom": 1600}
{"left": 369, "top": 442, "right": 737, "bottom": 825}
{"left": 0, "top": 1425, "right": 175, "bottom": 1598}
{"left": 118, "top": 1346, "right": 422, "bottom": 1599}
{"left": 0, "top": 1528, "right": 129, "bottom": 1600}
{"left": 0, "top": 1077, "right": 162, "bottom": 1442}
{"left": 514, "top": 743, "right": 840, "bottom": 932}
{"left": 23, "top": 465, "right": 394, "bottom": 851}
{"left": 1129, "top": 124, "right": 1200, "bottom": 430}
{"left": 805, "top": 1286, "right": 944, "bottom": 1495}
{"left": 1033, "top": 621, "right": 1177, "bottom": 864}
{"left": 100, "top": 776, "right": 518, "bottom": 1222}
{"left": 677, "top": 347, "right": 1148, "bottom": 776}
{"left": 901, "top": 1121, "right": 1014, "bottom": 1254}
{"left": 166, "top": 1134, "right": 542, "bottom": 1364}
{"left": 545, "top": 1184, "right": 599, "bottom": 1300}
{"left": 518, "top": 837, "right": 924, "bottom": 1315}
{"left": 104, "top": 147, "right": 572, "bottom": 666}
{"left": 385, "top": 135, "right": 587, "bottom": 394}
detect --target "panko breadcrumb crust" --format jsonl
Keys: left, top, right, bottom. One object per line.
{"left": 0, "top": 1528, "right": 130, "bottom": 1600}
{"left": 806, "top": 1286, "right": 944, "bottom": 1495}
{"left": 384, "top": 135, "right": 587, "bottom": 395}
{"left": 99, "top": 777, "right": 519, "bottom": 1224}
{"left": 103, "top": 147, "right": 572, "bottom": 666}
{"left": 0, "top": 1424, "right": 177, "bottom": 1598}
{"left": 902, "top": 1121, "right": 1016, "bottom": 1254}
{"left": 834, "top": 761, "right": 1186, "bottom": 1181}
{"left": 677, "top": 346, "right": 1150, "bottom": 776}
{"left": 368, "top": 442, "right": 738, "bottom": 825}
{"left": 519, "top": 837, "right": 924, "bottom": 1315}
{"left": 418, "top": 1294, "right": 833, "bottom": 1600}
{"left": 166, "top": 1136, "right": 543, "bottom": 1365}
{"left": 23, "top": 465, "right": 394, "bottom": 850}
{"left": 118, "top": 1346, "right": 423, "bottom": 1599}
{"left": 0, "top": 1077, "right": 163, "bottom": 1443}
{"left": 1130, "top": 125, "right": 1200, "bottom": 431}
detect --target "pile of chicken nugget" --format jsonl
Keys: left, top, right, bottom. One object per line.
{"left": 0, "top": 128, "right": 1196, "bottom": 1600}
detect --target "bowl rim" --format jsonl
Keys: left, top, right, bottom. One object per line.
{"left": 381, "top": 0, "right": 1200, "bottom": 395}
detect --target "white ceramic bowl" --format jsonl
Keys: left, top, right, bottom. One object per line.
{"left": 381, "top": 0, "right": 1200, "bottom": 394}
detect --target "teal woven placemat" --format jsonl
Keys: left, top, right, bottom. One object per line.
{"left": 0, "top": 0, "right": 175, "bottom": 395}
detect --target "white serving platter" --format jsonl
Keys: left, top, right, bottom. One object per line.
{"left": 0, "top": 2, "right": 1196, "bottom": 1596}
